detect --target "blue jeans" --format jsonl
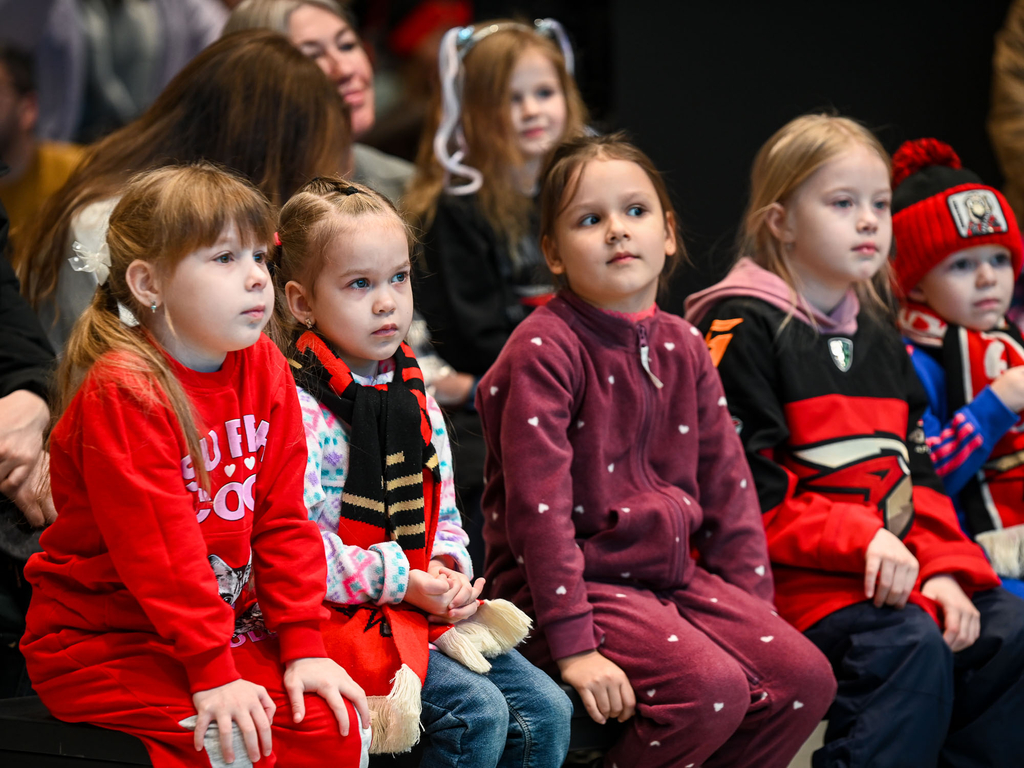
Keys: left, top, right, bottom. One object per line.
{"left": 419, "top": 648, "right": 572, "bottom": 768}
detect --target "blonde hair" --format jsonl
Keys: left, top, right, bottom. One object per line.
{"left": 223, "top": 0, "right": 354, "bottom": 37}
{"left": 405, "top": 20, "right": 588, "bottom": 250}
{"left": 56, "top": 163, "right": 276, "bottom": 490}
{"left": 273, "top": 177, "right": 415, "bottom": 346}
{"left": 740, "top": 113, "right": 894, "bottom": 310}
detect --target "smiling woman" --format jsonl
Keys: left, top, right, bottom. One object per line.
{"left": 224, "top": 0, "right": 415, "bottom": 205}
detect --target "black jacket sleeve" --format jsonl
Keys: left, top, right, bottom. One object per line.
{"left": 0, "top": 195, "right": 55, "bottom": 402}
{"left": 414, "top": 196, "right": 517, "bottom": 375}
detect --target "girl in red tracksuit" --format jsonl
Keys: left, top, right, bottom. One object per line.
{"left": 686, "top": 113, "right": 1024, "bottom": 768}
{"left": 21, "top": 164, "right": 370, "bottom": 768}
{"left": 477, "top": 133, "right": 836, "bottom": 768}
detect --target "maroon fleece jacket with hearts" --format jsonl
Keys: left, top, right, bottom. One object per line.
{"left": 477, "top": 290, "right": 774, "bottom": 661}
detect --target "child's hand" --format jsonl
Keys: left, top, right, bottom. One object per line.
{"left": 556, "top": 649, "right": 635, "bottom": 725}
{"left": 991, "top": 366, "right": 1024, "bottom": 413}
{"left": 405, "top": 568, "right": 458, "bottom": 617}
{"left": 426, "top": 562, "right": 485, "bottom": 623}
{"left": 283, "top": 657, "right": 370, "bottom": 737}
{"left": 864, "top": 528, "right": 919, "bottom": 608}
{"left": 921, "top": 575, "right": 981, "bottom": 652}
{"left": 191, "top": 678, "right": 275, "bottom": 763}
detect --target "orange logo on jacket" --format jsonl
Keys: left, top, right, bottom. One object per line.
{"left": 704, "top": 318, "right": 744, "bottom": 367}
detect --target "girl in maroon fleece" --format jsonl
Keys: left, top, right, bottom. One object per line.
{"left": 476, "top": 134, "right": 836, "bottom": 768}
{"left": 21, "top": 164, "right": 370, "bottom": 768}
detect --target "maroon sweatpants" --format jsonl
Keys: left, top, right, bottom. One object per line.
{"left": 528, "top": 568, "right": 836, "bottom": 768}
{"left": 25, "top": 630, "right": 367, "bottom": 768}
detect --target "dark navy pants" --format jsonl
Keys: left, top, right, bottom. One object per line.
{"left": 804, "top": 588, "right": 1024, "bottom": 768}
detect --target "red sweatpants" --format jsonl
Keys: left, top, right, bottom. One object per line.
{"left": 527, "top": 568, "right": 837, "bottom": 768}
{"left": 25, "top": 630, "right": 367, "bottom": 768}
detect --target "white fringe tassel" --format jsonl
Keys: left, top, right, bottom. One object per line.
{"left": 434, "top": 599, "right": 533, "bottom": 671}
{"left": 366, "top": 664, "right": 422, "bottom": 754}
{"left": 977, "top": 524, "right": 1024, "bottom": 579}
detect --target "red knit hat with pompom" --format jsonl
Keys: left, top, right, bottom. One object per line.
{"left": 891, "top": 138, "right": 1022, "bottom": 295}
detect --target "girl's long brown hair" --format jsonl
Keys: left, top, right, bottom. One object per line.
{"left": 404, "top": 20, "right": 588, "bottom": 250}
{"left": 56, "top": 163, "right": 277, "bottom": 490}
{"left": 15, "top": 29, "right": 348, "bottom": 309}
{"left": 538, "top": 132, "right": 685, "bottom": 291}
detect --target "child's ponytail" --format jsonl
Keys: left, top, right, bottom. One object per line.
{"left": 53, "top": 163, "right": 277, "bottom": 491}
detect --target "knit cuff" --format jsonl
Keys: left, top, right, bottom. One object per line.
{"left": 544, "top": 612, "right": 600, "bottom": 661}
{"left": 277, "top": 621, "right": 327, "bottom": 664}
{"left": 370, "top": 541, "right": 411, "bottom": 604}
{"left": 182, "top": 645, "right": 241, "bottom": 694}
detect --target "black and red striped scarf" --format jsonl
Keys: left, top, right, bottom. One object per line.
{"left": 293, "top": 331, "right": 441, "bottom": 556}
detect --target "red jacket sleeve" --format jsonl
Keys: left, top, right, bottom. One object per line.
{"left": 249, "top": 345, "right": 330, "bottom": 663}
{"left": 78, "top": 379, "right": 240, "bottom": 693}
{"left": 900, "top": 350, "right": 1000, "bottom": 592}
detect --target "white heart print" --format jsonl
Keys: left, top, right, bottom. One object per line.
{"left": 664, "top": 342, "right": 675, "bottom": 350}
{"left": 755, "top": 565, "right": 766, "bottom": 576}
{"left": 537, "top": 503, "right": 549, "bottom": 513}
{"left": 490, "top": 386, "right": 499, "bottom": 395}
{"left": 224, "top": 464, "right": 236, "bottom": 477}
{"left": 528, "top": 417, "right": 539, "bottom": 427}
{"left": 531, "top": 337, "right": 542, "bottom": 346}
{"left": 244, "top": 456, "right": 255, "bottom": 470}
{"left": 555, "top": 585, "right": 567, "bottom": 595}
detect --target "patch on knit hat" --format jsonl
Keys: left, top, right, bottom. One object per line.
{"left": 947, "top": 189, "right": 1009, "bottom": 239}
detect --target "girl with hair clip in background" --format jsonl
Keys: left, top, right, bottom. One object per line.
{"left": 478, "top": 133, "right": 835, "bottom": 768}
{"left": 405, "top": 19, "right": 588, "bottom": 564}
{"left": 274, "top": 177, "right": 571, "bottom": 767}
{"left": 20, "top": 164, "right": 370, "bottom": 768}
{"left": 686, "top": 114, "right": 1024, "bottom": 768}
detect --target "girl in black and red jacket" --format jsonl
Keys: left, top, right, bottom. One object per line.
{"left": 687, "top": 113, "right": 1024, "bottom": 768}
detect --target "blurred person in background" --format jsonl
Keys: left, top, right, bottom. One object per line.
{"left": 0, "top": 43, "right": 83, "bottom": 252}
{"left": 12, "top": 29, "right": 349, "bottom": 352}
{"left": 0, "top": 0, "right": 229, "bottom": 144}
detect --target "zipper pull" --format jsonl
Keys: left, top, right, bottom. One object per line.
{"left": 637, "top": 326, "right": 664, "bottom": 389}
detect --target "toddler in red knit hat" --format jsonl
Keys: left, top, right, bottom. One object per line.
{"left": 894, "top": 138, "right": 1024, "bottom": 595}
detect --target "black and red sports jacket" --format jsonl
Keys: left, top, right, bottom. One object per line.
{"left": 698, "top": 297, "right": 999, "bottom": 631}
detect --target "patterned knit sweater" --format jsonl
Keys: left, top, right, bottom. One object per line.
{"left": 298, "top": 361, "right": 472, "bottom": 606}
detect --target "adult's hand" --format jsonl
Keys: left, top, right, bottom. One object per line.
{"left": 0, "top": 390, "right": 53, "bottom": 524}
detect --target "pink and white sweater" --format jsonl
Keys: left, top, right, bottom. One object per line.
{"left": 298, "top": 362, "right": 472, "bottom": 606}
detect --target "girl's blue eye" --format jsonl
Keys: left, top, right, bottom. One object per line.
{"left": 580, "top": 214, "right": 599, "bottom": 226}
{"left": 392, "top": 271, "right": 409, "bottom": 284}
{"left": 352, "top": 278, "right": 370, "bottom": 289}
{"left": 627, "top": 205, "right": 644, "bottom": 217}
{"left": 537, "top": 87, "right": 555, "bottom": 99}
{"left": 874, "top": 200, "right": 891, "bottom": 211}
{"left": 833, "top": 199, "right": 852, "bottom": 209}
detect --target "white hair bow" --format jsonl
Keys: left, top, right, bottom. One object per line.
{"left": 69, "top": 239, "right": 111, "bottom": 285}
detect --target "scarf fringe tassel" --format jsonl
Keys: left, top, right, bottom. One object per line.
{"left": 976, "top": 525, "right": 1024, "bottom": 579}
{"left": 434, "top": 599, "right": 533, "bottom": 673}
{"left": 367, "top": 664, "right": 422, "bottom": 754}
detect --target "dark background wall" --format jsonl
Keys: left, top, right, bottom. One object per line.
{"left": 484, "top": 0, "right": 1015, "bottom": 315}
